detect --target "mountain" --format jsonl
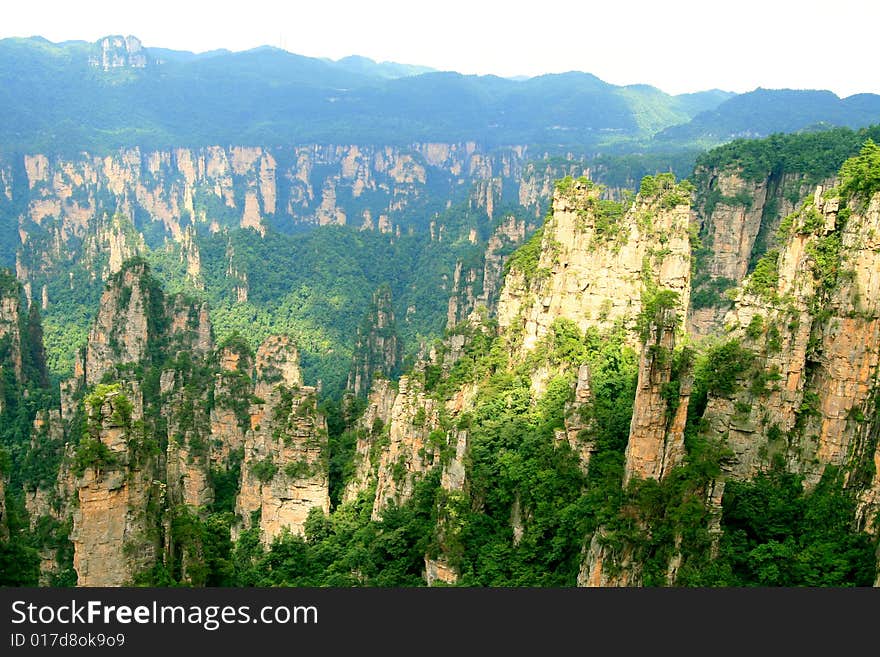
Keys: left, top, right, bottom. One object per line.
{"left": 0, "top": 35, "right": 754, "bottom": 153}
{"left": 659, "top": 88, "right": 880, "bottom": 143}
{"left": 3, "top": 35, "right": 878, "bottom": 156}
{"left": 332, "top": 54, "right": 436, "bottom": 79}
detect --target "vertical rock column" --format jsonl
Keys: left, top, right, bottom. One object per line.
{"left": 235, "top": 336, "right": 330, "bottom": 543}
{"left": 71, "top": 386, "right": 158, "bottom": 586}
{"left": 624, "top": 306, "right": 690, "bottom": 484}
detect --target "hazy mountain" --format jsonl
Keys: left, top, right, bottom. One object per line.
{"left": 0, "top": 35, "right": 728, "bottom": 153}
{"left": 332, "top": 54, "right": 436, "bottom": 79}
{"left": 658, "top": 88, "right": 880, "bottom": 143}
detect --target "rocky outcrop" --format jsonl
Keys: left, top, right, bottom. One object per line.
{"left": 623, "top": 306, "right": 691, "bottom": 484}
{"left": 23, "top": 409, "right": 71, "bottom": 584}
{"left": 555, "top": 364, "right": 598, "bottom": 473}
{"left": 689, "top": 165, "right": 835, "bottom": 337}
{"left": 89, "top": 36, "right": 149, "bottom": 70}
{"left": 210, "top": 341, "right": 253, "bottom": 469}
{"left": 343, "top": 315, "right": 488, "bottom": 530}
{"left": 347, "top": 286, "right": 400, "bottom": 397}
{"left": 84, "top": 261, "right": 153, "bottom": 386}
{"left": 425, "top": 428, "right": 469, "bottom": 586}
{"left": 518, "top": 159, "right": 591, "bottom": 218}
{"left": 3, "top": 142, "right": 561, "bottom": 357}
{"left": 577, "top": 531, "right": 642, "bottom": 587}
{"left": 446, "top": 215, "right": 528, "bottom": 330}
{"left": 497, "top": 176, "right": 691, "bottom": 363}
{"left": 701, "top": 187, "right": 880, "bottom": 488}
{"left": 370, "top": 374, "right": 440, "bottom": 519}
{"left": 0, "top": 474, "right": 7, "bottom": 542}
{"left": 70, "top": 384, "right": 159, "bottom": 586}
{"left": 341, "top": 377, "right": 398, "bottom": 504}
{"left": 11, "top": 253, "right": 337, "bottom": 582}
{"left": 235, "top": 336, "right": 329, "bottom": 543}
{"left": 0, "top": 272, "right": 24, "bottom": 383}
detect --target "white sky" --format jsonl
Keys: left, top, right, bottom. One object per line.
{"left": 2, "top": 0, "right": 878, "bottom": 97}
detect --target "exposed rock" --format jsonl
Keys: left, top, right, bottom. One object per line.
{"left": 370, "top": 374, "right": 440, "bottom": 519}
{"left": 10, "top": 143, "right": 554, "bottom": 312}
{"left": 554, "top": 363, "right": 597, "bottom": 472}
{"left": 0, "top": 274, "right": 24, "bottom": 381}
{"left": 0, "top": 474, "right": 7, "bottom": 541}
{"left": 236, "top": 336, "right": 329, "bottom": 543}
{"left": 446, "top": 215, "right": 528, "bottom": 330}
{"left": 702, "top": 189, "right": 880, "bottom": 486}
{"left": 85, "top": 261, "right": 151, "bottom": 386}
{"left": 577, "top": 531, "right": 642, "bottom": 587}
{"left": 425, "top": 557, "right": 458, "bottom": 587}
{"left": 179, "top": 226, "right": 204, "bottom": 290}
{"left": 89, "top": 35, "right": 148, "bottom": 70}
{"left": 347, "top": 286, "right": 400, "bottom": 396}
{"left": 255, "top": 335, "right": 303, "bottom": 393}
{"left": 70, "top": 385, "right": 159, "bottom": 586}
{"left": 341, "top": 378, "right": 398, "bottom": 504}
{"left": 497, "top": 176, "right": 690, "bottom": 367}
{"left": 623, "top": 307, "right": 691, "bottom": 484}
{"left": 163, "top": 367, "right": 213, "bottom": 511}
{"left": 688, "top": 165, "right": 835, "bottom": 337}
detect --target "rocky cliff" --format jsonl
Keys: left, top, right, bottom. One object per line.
{"left": 702, "top": 183, "right": 880, "bottom": 495}
{"left": 0, "top": 271, "right": 24, "bottom": 383}
{"left": 89, "top": 35, "right": 149, "bottom": 70}
{"left": 497, "top": 175, "right": 691, "bottom": 379}
{"left": 235, "top": 336, "right": 329, "bottom": 543}
{"left": 623, "top": 305, "right": 691, "bottom": 484}
{"left": 341, "top": 368, "right": 442, "bottom": 521}
{"left": 689, "top": 162, "right": 835, "bottom": 336}
{"left": 18, "top": 259, "right": 331, "bottom": 584}
{"left": 0, "top": 472, "right": 7, "bottom": 542}
{"left": 347, "top": 286, "right": 401, "bottom": 397}
{"left": 69, "top": 383, "right": 159, "bottom": 586}
{"left": 445, "top": 215, "right": 529, "bottom": 330}
{"left": 6, "top": 139, "right": 880, "bottom": 588}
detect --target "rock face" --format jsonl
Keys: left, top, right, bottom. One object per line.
{"left": 689, "top": 164, "right": 835, "bottom": 337}
{"left": 369, "top": 374, "right": 440, "bottom": 520}
{"left": 341, "top": 377, "right": 398, "bottom": 505}
{"left": 425, "top": 427, "right": 470, "bottom": 586}
{"left": 70, "top": 384, "right": 158, "bottom": 586}
{"left": 702, "top": 188, "right": 880, "bottom": 492}
{"left": 497, "top": 176, "right": 691, "bottom": 361}
{"left": 89, "top": 35, "right": 149, "bottom": 70}
{"left": 446, "top": 215, "right": 529, "bottom": 330}
{"left": 20, "top": 258, "right": 331, "bottom": 583}
{"left": 235, "top": 336, "right": 330, "bottom": 543}
{"left": 0, "top": 474, "right": 7, "bottom": 542}
{"left": 554, "top": 364, "right": 597, "bottom": 472}
{"left": 8, "top": 143, "right": 542, "bottom": 288}
{"left": 3, "top": 142, "right": 575, "bottom": 355}
{"left": 623, "top": 307, "right": 691, "bottom": 484}
{"left": 85, "top": 261, "right": 152, "bottom": 386}
{"left": 344, "top": 316, "right": 486, "bottom": 540}
{"left": 577, "top": 531, "right": 642, "bottom": 587}
{"left": 0, "top": 272, "right": 24, "bottom": 383}
{"left": 347, "top": 286, "right": 400, "bottom": 397}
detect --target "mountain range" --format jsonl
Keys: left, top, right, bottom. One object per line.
{"left": 1, "top": 35, "right": 878, "bottom": 154}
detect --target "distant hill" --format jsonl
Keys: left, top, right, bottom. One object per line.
{"left": 657, "top": 88, "right": 880, "bottom": 143}
{"left": 0, "top": 35, "right": 878, "bottom": 154}
{"left": 331, "top": 54, "right": 436, "bottom": 79}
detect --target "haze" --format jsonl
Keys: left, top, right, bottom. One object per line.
{"left": 2, "top": 0, "right": 878, "bottom": 97}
